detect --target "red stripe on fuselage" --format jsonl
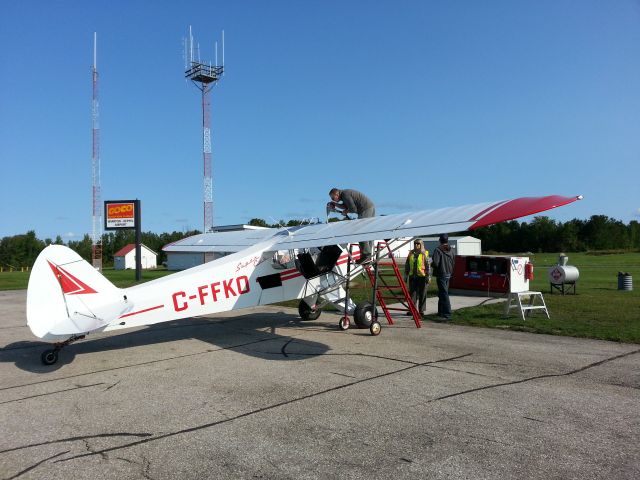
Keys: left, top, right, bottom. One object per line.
{"left": 119, "top": 304, "right": 165, "bottom": 318}
{"left": 281, "top": 272, "right": 303, "bottom": 281}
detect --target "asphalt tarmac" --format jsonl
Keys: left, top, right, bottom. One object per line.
{"left": 1, "top": 289, "right": 638, "bottom": 479}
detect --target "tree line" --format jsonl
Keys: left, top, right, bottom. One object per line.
{"left": 472, "top": 215, "right": 640, "bottom": 253}
{"left": 1, "top": 215, "right": 638, "bottom": 268}
{"left": 0, "top": 230, "right": 200, "bottom": 268}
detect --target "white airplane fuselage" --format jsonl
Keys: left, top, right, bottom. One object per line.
{"left": 109, "top": 240, "right": 313, "bottom": 332}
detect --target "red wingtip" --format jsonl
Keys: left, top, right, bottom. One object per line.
{"left": 469, "top": 195, "right": 582, "bottom": 230}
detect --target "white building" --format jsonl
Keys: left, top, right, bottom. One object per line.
{"left": 163, "top": 224, "right": 270, "bottom": 271}
{"left": 391, "top": 235, "right": 482, "bottom": 258}
{"left": 422, "top": 236, "right": 481, "bottom": 257}
{"left": 114, "top": 244, "right": 158, "bottom": 270}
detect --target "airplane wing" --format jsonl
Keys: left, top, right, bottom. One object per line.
{"left": 267, "top": 195, "right": 582, "bottom": 251}
{"left": 163, "top": 228, "right": 279, "bottom": 253}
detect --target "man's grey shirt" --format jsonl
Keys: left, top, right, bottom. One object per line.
{"left": 339, "top": 189, "right": 374, "bottom": 216}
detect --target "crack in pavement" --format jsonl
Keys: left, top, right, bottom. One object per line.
{"left": 114, "top": 454, "right": 156, "bottom": 479}
{"left": 427, "top": 364, "right": 509, "bottom": 380}
{"left": 0, "top": 383, "right": 106, "bottom": 405}
{"left": 4, "top": 450, "right": 70, "bottom": 480}
{"left": 82, "top": 438, "right": 108, "bottom": 460}
{"left": 0, "top": 433, "right": 152, "bottom": 455}
{"left": 280, "top": 338, "right": 293, "bottom": 357}
{"left": 427, "top": 348, "right": 640, "bottom": 403}
{"left": 51, "top": 353, "right": 473, "bottom": 463}
{"left": 104, "top": 380, "right": 121, "bottom": 391}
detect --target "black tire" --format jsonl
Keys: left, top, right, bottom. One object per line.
{"left": 370, "top": 321, "right": 382, "bottom": 336}
{"left": 354, "top": 301, "right": 375, "bottom": 328}
{"left": 298, "top": 300, "right": 322, "bottom": 321}
{"left": 41, "top": 349, "right": 58, "bottom": 365}
{"left": 338, "top": 317, "right": 350, "bottom": 331}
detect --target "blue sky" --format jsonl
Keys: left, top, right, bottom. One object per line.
{"left": 1, "top": 0, "right": 639, "bottom": 240}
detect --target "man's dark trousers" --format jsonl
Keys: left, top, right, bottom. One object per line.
{"left": 436, "top": 275, "right": 451, "bottom": 319}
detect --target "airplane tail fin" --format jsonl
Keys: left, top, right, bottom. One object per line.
{"left": 27, "top": 245, "right": 131, "bottom": 340}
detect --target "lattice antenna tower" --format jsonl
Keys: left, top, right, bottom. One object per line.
{"left": 184, "top": 26, "right": 224, "bottom": 233}
{"left": 91, "top": 32, "right": 103, "bottom": 270}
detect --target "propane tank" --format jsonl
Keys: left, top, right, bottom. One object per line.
{"left": 548, "top": 265, "right": 580, "bottom": 284}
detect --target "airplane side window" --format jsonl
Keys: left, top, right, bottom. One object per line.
{"left": 270, "top": 250, "right": 295, "bottom": 270}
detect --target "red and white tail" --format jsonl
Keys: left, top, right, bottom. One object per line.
{"left": 27, "top": 245, "right": 131, "bottom": 341}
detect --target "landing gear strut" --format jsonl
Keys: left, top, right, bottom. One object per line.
{"left": 41, "top": 334, "right": 85, "bottom": 365}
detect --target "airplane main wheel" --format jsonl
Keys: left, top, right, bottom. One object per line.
{"left": 338, "top": 317, "right": 350, "bottom": 331}
{"left": 41, "top": 349, "right": 58, "bottom": 366}
{"left": 298, "top": 300, "right": 322, "bottom": 321}
{"left": 354, "top": 301, "right": 375, "bottom": 328}
{"left": 370, "top": 321, "right": 382, "bottom": 336}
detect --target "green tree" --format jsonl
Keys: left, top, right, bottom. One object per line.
{"left": 248, "top": 218, "right": 268, "bottom": 227}
{"left": 67, "top": 234, "right": 93, "bottom": 261}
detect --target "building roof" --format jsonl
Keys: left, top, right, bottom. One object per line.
{"left": 114, "top": 244, "right": 158, "bottom": 257}
{"left": 211, "top": 224, "right": 269, "bottom": 232}
{"left": 163, "top": 229, "right": 277, "bottom": 253}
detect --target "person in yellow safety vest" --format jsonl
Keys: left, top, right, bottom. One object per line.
{"left": 404, "top": 239, "right": 430, "bottom": 316}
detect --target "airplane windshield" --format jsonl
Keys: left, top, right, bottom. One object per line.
{"left": 264, "top": 250, "right": 296, "bottom": 270}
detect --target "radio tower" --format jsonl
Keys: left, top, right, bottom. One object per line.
{"left": 184, "top": 26, "right": 224, "bottom": 233}
{"left": 91, "top": 32, "right": 103, "bottom": 270}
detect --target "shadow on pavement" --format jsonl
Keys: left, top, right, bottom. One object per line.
{"left": 0, "top": 310, "right": 331, "bottom": 374}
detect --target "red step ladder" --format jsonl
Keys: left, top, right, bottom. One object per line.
{"left": 340, "top": 241, "right": 422, "bottom": 335}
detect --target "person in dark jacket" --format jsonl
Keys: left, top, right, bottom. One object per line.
{"left": 328, "top": 188, "right": 376, "bottom": 264}
{"left": 431, "top": 234, "right": 455, "bottom": 320}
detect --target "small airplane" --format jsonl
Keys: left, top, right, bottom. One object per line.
{"left": 27, "top": 194, "right": 582, "bottom": 365}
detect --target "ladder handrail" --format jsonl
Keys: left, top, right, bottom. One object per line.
{"left": 365, "top": 241, "right": 422, "bottom": 328}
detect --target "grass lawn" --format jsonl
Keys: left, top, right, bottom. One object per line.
{"left": 0, "top": 267, "right": 174, "bottom": 291}
{"left": 448, "top": 252, "right": 640, "bottom": 343}
{"left": 2, "top": 252, "right": 638, "bottom": 343}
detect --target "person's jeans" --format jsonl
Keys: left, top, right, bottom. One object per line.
{"left": 436, "top": 275, "right": 451, "bottom": 318}
{"left": 358, "top": 207, "right": 376, "bottom": 258}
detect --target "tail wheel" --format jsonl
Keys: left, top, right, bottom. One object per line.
{"left": 354, "top": 301, "right": 375, "bottom": 328}
{"left": 338, "top": 317, "right": 350, "bottom": 331}
{"left": 370, "top": 321, "right": 382, "bottom": 336}
{"left": 298, "top": 300, "right": 322, "bottom": 321}
{"left": 41, "top": 349, "right": 58, "bottom": 366}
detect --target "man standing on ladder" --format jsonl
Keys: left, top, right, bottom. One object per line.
{"left": 404, "top": 239, "right": 430, "bottom": 316}
{"left": 328, "top": 188, "right": 375, "bottom": 264}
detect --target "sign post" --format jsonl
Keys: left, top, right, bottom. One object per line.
{"left": 104, "top": 199, "right": 142, "bottom": 281}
